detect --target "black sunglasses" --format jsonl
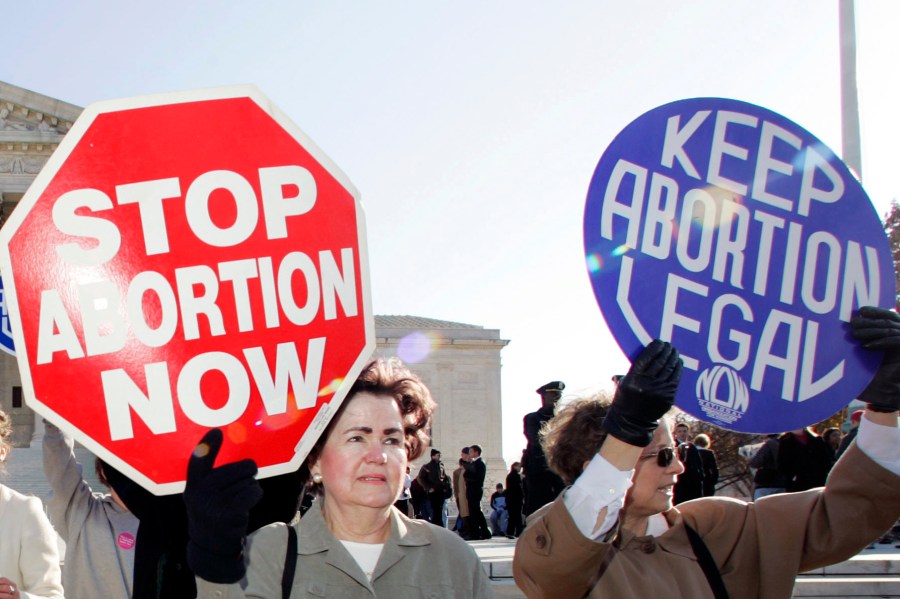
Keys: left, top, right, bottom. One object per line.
{"left": 642, "top": 447, "right": 676, "bottom": 468}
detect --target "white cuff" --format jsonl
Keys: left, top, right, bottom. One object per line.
{"left": 856, "top": 414, "right": 900, "bottom": 476}
{"left": 562, "top": 452, "right": 633, "bottom": 540}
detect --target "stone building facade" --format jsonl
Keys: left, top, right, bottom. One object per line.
{"left": 374, "top": 315, "right": 510, "bottom": 491}
{"left": 0, "top": 81, "right": 510, "bottom": 505}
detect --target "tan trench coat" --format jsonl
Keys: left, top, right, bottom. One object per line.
{"left": 513, "top": 444, "right": 900, "bottom": 599}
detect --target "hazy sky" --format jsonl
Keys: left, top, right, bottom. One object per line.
{"left": 5, "top": 1, "right": 899, "bottom": 462}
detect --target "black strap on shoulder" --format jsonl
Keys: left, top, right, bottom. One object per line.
{"left": 684, "top": 524, "right": 729, "bottom": 599}
{"left": 581, "top": 544, "right": 618, "bottom": 599}
{"left": 281, "top": 526, "right": 298, "bottom": 599}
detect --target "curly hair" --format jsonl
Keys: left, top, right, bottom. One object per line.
{"left": 308, "top": 358, "right": 436, "bottom": 472}
{"left": 540, "top": 391, "right": 613, "bottom": 485}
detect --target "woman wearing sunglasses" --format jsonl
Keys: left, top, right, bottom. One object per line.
{"left": 514, "top": 310, "right": 900, "bottom": 599}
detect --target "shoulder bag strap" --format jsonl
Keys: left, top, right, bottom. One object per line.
{"left": 281, "top": 525, "right": 298, "bottom": 599}
{"left": 580, "top": 544, "right": 618, "bottom": 599}
{"left": 684, "top": 524, "right": 729, "bottom": 599}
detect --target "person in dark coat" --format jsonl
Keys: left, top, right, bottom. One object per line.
{"left": 523, "top": 381, "right": 566, "bottom": 514}
{"left": 504, "top": 461, "right": 525, "bottom": 537}
{"left": 672, "top": 422, "right": 704, "bottom": 504}
{"left": 418, "top": 448, "right": 450, "bottom": 527}
{"left": 836, "top": 409, "right": 864, "bottom": 459}
{"left": 748, "top": 433, "right": 787, "bottom": 499}
{"left": 778, "top": 427, "right": 834, "bottom": 492}
{"left": 693, "top": 433, "right": 719, "bottom": 497}
{"left": 462, "top": 444, "right": 491, "bottom": 539}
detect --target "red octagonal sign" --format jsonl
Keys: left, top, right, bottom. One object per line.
{"left": 0, "top": 86, "right": 374, "bottom": 494}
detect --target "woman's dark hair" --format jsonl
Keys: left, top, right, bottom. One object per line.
{"left": 540, "top": 391, "right": 613, "bottom": 485}
{"left": 306, "top": 358, "right": 436, "bottom": 492}
{"left": 95, "top": 458, "right": 110, "bottom": 487}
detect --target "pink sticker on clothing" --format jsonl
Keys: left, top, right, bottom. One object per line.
{"left": 118, "top": 532, "right": 136, "bottom": 550}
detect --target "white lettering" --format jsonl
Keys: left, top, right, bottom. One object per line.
{"left": 259, "top": 166, "right": 317, "bottom": 238}
{"left": 707, "top": 294, "right": 753, "bottom": 369}
{"left": 177, "top": 351, "right": 250, "bottom": 427}
{"left": 102, "top": 362, "right": 176, "bottom": 440}
{"left": 185, "top": 170, "right": 259, "bottom": 247}
{"left": 800, "top": 232, "right": 841, "bottom": 314}
{"left": 245, "top": 338, "right": 326, "bottom": 414}
{"left": 751, "top": 121, "right": 800, "bottom": 211}
{"left": 751, "top": 310, "right": 803, "bottom": 401}
{"left": 799, "top": 147, "right": 845, "bottom": 216}
{"left": 601, "top": 160, "right": 647, "bottom": 248}
{"left": 661, "top": 111, "right": 710, "bottom": 178}
{"left": 37, "top": 290, "right": 84, "bottom": 364}
{"left": 116, "top": 178, "right": 181, "bottom": 255}
{"left": 707, "top": 110, "right": 757, "bottom": 195}
{"left": 675, "top": 188, "right": 716, "bottom": 272}
{"left": 839, "top": 242, "right": 881, "bottom": 322}
{"left": 660, "top": 273, "right": 709, "bottom": 370}
{"left": 78, "top": 280, "right": 126, "bottom": 357}
{"left": 640, "top": 173, "right": 678, "bottom": 259}
{"left": 53, "top": 189, "right": 121, "bottom": 266}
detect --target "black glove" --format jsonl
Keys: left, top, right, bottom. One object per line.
{"left": 602, "top": 339, "right": 683, "bottom": 447}
{"left": 850, "top": 306, "right": 900, "bottom": 412}
{"left": 184, "top": 429, "right": 263, "bottom": 584}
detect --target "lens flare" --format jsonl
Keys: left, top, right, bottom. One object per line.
{"left": 318, "top": 378, "right": 345, "bottom": 397}
{"left": 227, "top": 422, "right": 248, "bottom": 444}
{"left": 398, "top": 331, "right": 440, "bottom": 363}
{"left": 611, "top": 244, "right": 630, "bottom": 257}
{"left": 586, "top": 253, "right": 603, "bottom": 273}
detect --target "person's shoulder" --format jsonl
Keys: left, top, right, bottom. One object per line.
{"left": 0, "top": 484, "right": 42, "bottom": 511}
{"left": 249, "top": 519, "right": 294, "bottom": 548}
{"left": 677, "top": 496, "right": 749, "bottom": 536}
{"left": 407, "top": 518, "right": 480, "bottom": 558}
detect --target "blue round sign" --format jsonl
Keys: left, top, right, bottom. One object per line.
{"left": 584, "top": 98, "right": 894, "bottom": 433}
{"left": 0, "top": 275, "right": 15, "bottom": 356}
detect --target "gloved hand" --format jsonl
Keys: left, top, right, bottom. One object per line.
{"left": 850, "top": 306, "right": 900, "bottom": 412}
{"left": 184, "top": 429, "right": 263, "bottom": 584}
{"left": 602, "top": 339, "right": 683, "bottom": 447}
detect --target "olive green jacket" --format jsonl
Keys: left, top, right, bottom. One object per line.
{"left": 198, "top": 501, "right": 494, "bottom": 598}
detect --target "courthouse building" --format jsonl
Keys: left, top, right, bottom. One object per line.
{"left": 0, "top": 80, "right": 509, "bottom": 498}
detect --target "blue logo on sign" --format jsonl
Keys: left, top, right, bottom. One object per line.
{"left": 584, "top": 98, "right": 894, "bottom": 433}
{"left": 0, "top": 276, "right": 15, "bottom": 356}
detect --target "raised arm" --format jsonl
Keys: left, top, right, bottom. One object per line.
{"left": 41, "top": 420, "right": 94, "bottom": 540}
{"left": 514, "top": 340, "right": 682, "bottom": 598}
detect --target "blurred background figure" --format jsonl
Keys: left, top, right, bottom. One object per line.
{"left": 693, "top": 433, "right": 719, "bottom": 497}
{"left": 490, "top": 483, "right": 508, "bottom": 536}
{"left": 747, "top": 434, "right": 787, "bottom": 500}
{"left": 837, "top": 410, "right": 865, "bottom": 460}
{"left": 393, "top": 466, "right": 412, "bottom": 517}
{"left": 823, "top": 427, "right": 843, "bottom": 459}
{"left": 505, "top": 461, "right": 524, "bottom": 538}
{"left": 452, "top": 447, "right": 470, "bottom": 538}
{"left": 523, "top": 381, "right": 566, "bottom": 515}
{"left": 0, "top": 410, "right": 64, "bottom": 599}
{"left": 673, "top": 422, "right": 704, "bottom": 504}
{"left": 778, "top": 427, "right": 834, "bottom": 493}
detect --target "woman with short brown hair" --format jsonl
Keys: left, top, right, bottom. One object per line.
{"left": 187, "top": 358, "right": 494, "bottom": 598}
